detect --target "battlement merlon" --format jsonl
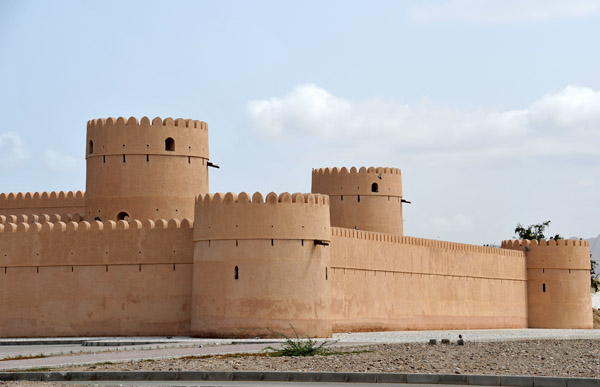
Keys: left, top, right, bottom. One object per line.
{"left": 86, "top": 116, "right": 209, "bottom": 159}
{"left": 501, "top": 239, "right": 590, "bottom": 270}
{"left": 193, "top": 192, "right": 331, "bottom": 242}
{"left": 312, "top": 166, "right": 402, "bottom": 197}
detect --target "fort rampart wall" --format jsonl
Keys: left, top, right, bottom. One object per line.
{"left": 0, "top": 191, "right": 85, "bottom": 218}
{"left": 501, "top": 239, "right": 592, "bottom": 329}
{"left": 312, "top": 167, "right": 404, "bottom": 235}
{"left": 329, "top": 228, "right": 529, "bottom": 332}
{"left": 191, "top": 192, "right": 332, "bottom": 338}
{"left": 0, "top": 218, "right": 194, "bottom": 337}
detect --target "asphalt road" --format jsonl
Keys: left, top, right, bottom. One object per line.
{"left": 63, "top": 382, "right": 471, "bottom": 387}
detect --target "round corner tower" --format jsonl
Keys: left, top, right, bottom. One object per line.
{"left": 311, "top": 166, "right": 403, "bottom": 235}
{"left": 191, "top": 192, "right": 332, "bottom": 338}
{"left": 502, "top": 239, "right": 593, "bottom": 329}
{"left": 85, "top": 116, "right": 209, "bottom": 221}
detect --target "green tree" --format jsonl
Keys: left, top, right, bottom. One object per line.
{"left": 514, "top": 220, "right": 562, "bottom": 241}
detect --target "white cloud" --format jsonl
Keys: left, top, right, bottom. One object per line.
{"left": 43, "top": 150, "right": 80, "bottom": 172}
{"left": 247, "top": 84, "right": 600, "bottom": 164}
{"left": 408, "top": 0, "right": 600, "bottom": 24}
{"left": 0, "top": 132, "right": 29, "bottom": 166}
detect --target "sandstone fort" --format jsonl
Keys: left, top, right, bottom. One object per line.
{"left": 0, "top": 116, "right": 592, "bottom": 337}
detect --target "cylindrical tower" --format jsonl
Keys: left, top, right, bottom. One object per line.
{"left": 502, "top": 239, "right": 593, "bottom": 329}
{"left": 191, "top": 192, "right": 332, "bottom": 338}
{"left": 85, "top": 116, "right": 209, "bottom": 221}
{"left": 312, "top": 166, "right": 403, "bottom": 235}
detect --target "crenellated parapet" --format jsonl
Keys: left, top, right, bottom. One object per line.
{"left": 502, "top": 239, "right": 592, "bottom": 329}
{"left": 0, "top": 213, "right": 82, "bottom": 225}
{"left": 0, "top": 191, "right": 85, "bottom": 217}
{"left": 312, "top": 166, "right": 404, "bottom": 235}
{"left": 193, "top": 192, "right": 331, "bottom": 242}
{"left": 337, "top": 228, "right": 524, "bottom": 257}
{"left": 0, "top": 217, "right": 193, "bottom": 234}
{"left": 86, "top": 116, "right": 208, "bottom": 159}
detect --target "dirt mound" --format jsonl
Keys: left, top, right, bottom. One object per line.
{"left": 594, "top": 308, "right": 600, "bottom": 329}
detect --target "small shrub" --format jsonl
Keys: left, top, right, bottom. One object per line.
{"left": 264, "top": 326, "right": 337, "bottom": 357}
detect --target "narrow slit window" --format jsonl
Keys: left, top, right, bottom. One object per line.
{"left": 103, "top": 155, "right": 106, "bottom": 163}
{"left": 357, "top": 195, "right": 361, "bottom": 202}
{"left": 542, "top": 283, "right": 546, "bottom": 292}
{"left": 146, "top": 154, "right": 149, "bottom": 162}
{"left": 88, "top": 140, "right": 94, "bottom": 155}
{"left": 165, "top": 137, "right": 175, "bottom": 151}
{"left": 371, "top": 182, "right": 378, "bottom": 192}
{"left": 122, "top": 154, "right": 126, "bottom": 163}
{"left": 235, "top": 266, "right": 239, "bottom": 280}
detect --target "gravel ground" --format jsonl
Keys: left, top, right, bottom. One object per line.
{"left": 2, "top": 323, "right": 600, "bottom": 387}
{"left": 27, "top": 339, "right": 600, "bottom": 378}
{"left": 0, "top": 384, "right": 75, "bottom": 387}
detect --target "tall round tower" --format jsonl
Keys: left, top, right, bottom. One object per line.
{"left": 312, "top": 166, "right": 403, "bottom": 235}
{"left": 502, "top": 239, "right": 593, "bottom": 329}
{"left": 85, "top": 116, "right": 209, "bottom": 221}
{"left": 191, "top": 192, "right": 332, "bottom": 338}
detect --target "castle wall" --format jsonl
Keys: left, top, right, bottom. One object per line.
{"left": 502, "top": 239, "right": 592, "bottom": 329}
{"left": 0, "top": 191, "right": 85, "bottom": 218}
{"left": 85, "top": 117, "right": 209, "bottom": 221}
{"left": 191, "top": 192, "right": 331, "bottom": 338}
{"left": 312, "top": 167, "right": 404, "bottom": 235}
{"left": 329, "top": 228, "right": 529, "bottom": 332}
{"left": 0, "top": 219, "right": 194, "bottom": 337}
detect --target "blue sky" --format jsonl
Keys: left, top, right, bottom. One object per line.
{"left": 1, "top": 0, "right": 599, "bottom": 244}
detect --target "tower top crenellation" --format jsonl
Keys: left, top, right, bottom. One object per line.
{"left": 87, "top": 116, "right": 207, "bottom": 131}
